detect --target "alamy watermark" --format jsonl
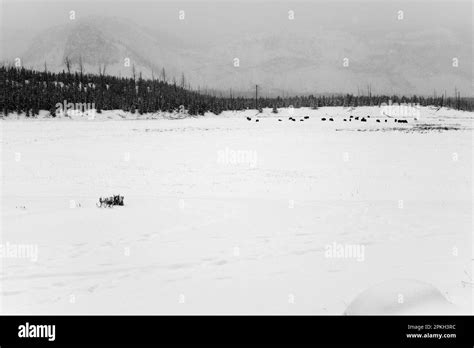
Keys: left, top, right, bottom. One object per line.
{"left": 324, "top": 242, "right": 365, "bottom": 262}
{"left": 217, "top": 147, "right": 258, "bottom": 168}
{"left": 0, "top": 242, "right": 38, "bottom": 262}
{"left": 55, "top": 100, "right": 96, "bottom": 119}
{"left": 380, "top": 100, "right": 420, "bottom": 118}
{"left": 18, "top": 322, "right": 55, "bottom": 341}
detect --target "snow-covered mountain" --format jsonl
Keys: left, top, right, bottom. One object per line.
{"left": 19, "top": 17, "right": 190, "bottom": 80}
{"left": 11, "top": 16, "right": 472, "bottom": 96}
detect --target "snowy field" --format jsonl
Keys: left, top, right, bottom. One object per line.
{"left": 1, "top": 106, "right": 473, "bottom": 314}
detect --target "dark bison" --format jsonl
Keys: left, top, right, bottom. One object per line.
{"left": 98, "top": 195, "right": 124, "bottom": 208}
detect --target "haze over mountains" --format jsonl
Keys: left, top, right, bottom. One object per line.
{"left": 2, "top": 1, "right": 471, "bottom": 97}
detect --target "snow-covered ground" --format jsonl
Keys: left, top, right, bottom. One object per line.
{"left": 1, "top": 106, "right": 472, "bottom": 314}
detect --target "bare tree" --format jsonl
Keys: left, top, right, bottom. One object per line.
{"left": 98, "top": 62, "right": 107, "bottom": 76}
{"left": 64, "top": 56, "right": 71, "bottom": 73}
{"left": 78, "top": 56, "right": 84, "bottom": 76}
{"left": 160, "top": 67, "right": 166, "bottom": 83}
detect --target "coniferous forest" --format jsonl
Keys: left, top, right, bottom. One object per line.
{"left": 1, "top": 65, "right": 473, "bottom": 117}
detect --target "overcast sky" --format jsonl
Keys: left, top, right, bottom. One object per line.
{"left": 2, "top": 0, "right": 471, "bottom": 44}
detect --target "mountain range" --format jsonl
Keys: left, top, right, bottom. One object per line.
{"left": 3, "top": 16, "right": 471, "bottom": 96}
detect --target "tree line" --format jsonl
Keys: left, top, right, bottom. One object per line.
{"left": 1, "top": 65, "right": 473, "bottom": 117}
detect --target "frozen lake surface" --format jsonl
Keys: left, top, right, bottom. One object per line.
{"left": 1, "top": 106, "right": 472, "bottom": 314}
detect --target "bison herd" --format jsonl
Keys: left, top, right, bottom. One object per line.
{"left": 248, "top": 115, "right": 311, "bottom": 122}
{"left": 246, "top": 114, "right": 409, "bottom": 124}
{"left": 321, "top": 115, "right": 408, "bottom": 123}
